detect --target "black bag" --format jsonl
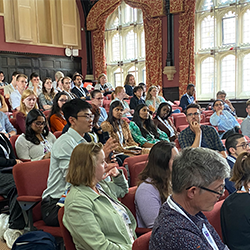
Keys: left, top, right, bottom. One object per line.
{"left": 12, "top": 231, "right": 57, "bottom": 250}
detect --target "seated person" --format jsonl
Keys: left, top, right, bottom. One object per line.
{"left": 71, "top": 74, "right": 90, "bottom": 100}
{"left": 124, "top": 74, "right": 135, "bottom": 97}
{"left": 41, "top": 99, "right": 118, "bottom": 226}
{"left": 129, "top": 86, "right": 145, "bottom": 110}
{"left": 63, "top": 142, "right": 136, "bottom": 249}
{"left": 38, "top": 77, "right": 56, "bottom": 111}
{"left": 221, "top": 152, "right": 250, "bottom": 250}
{"left": 154, "top": 103, "right": 179, "bottom": 142}
{"left": 0, "top": 94, "right": 8, "bottom": 113}
{"left": 55, "top": 76, "right": 63, "bottom": 92}
{"left": 16, "top": 89, "right": 38, "bottom": 134}
{"left": 111, "top": 86, "right": 133, "bottom": 118}
{"left": 149, "top": 147, "right": 230, "bottom": 250}
{"left": 129, "top": 104, "right": 169, "bottom": 148}
{"left": 95, "top": 73, "right": 114, "bottom": 96}
{"left": 4, "top": 71, "right": 20, "bottom": 99}
{"left": 135, "top": 141, "right": 178, "bottom": 228}
{"left": 15, "top": 109, "right": 56, "bottom": 161}
{"left": 224, "top": 134, "right": 249, "bottom": 194}
{"left": 240, "top": 99, "right": 250, "bottom": 138}
{"left": 48, "top": 92, "right": 69, "bottom": 133}
{"left": 217, "top": 90, "right": 236, "bottom": 116}
{"left": 138, "top": 82, "right": 146, "bottom": 101}
{"left": 101, "top": 100, "right": 147, "bottom": 157}
{"left": 0, "top": 111, "right": 16, "bottom": 139}
{"left": 0, "top": 133, "right": 24, "bottom": 249}
{"left": 90, "top": 90, "right": 108, "bottom": 126}
{"left": 61, "top": 76, "right": 77, "bottom": 100}
{"left": 10, "top": 74, "right": 27, "bottom": 111}
{"left": 178, "top": 103, "right": 226, "bottom": 157}
{"left": 179, "top": 83, "right": 195, "bottom": 111}
{"left": 27, "top": 72, "right": 42, "bottom": 96}
{"left": 210, "top": 99, "right": 240, "bottom": 139}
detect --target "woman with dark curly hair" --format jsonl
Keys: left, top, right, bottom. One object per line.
{"left": 15, "top": 109, "right": 56, "bottom": 161}
{"left": 129, "top": 104, "right": 169, "bottom": 148}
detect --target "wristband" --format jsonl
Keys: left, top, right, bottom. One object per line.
{"left": 8, "top": 133, "right": 11, "bottom": 138}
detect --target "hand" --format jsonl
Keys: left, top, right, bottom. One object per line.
{"left": 103, "top": 138, "right": 119, "bottom": 159}
{"left": 102, "top": 163, "right": 120, "bottom": 179}
{"left": 216, "top": 110, "right": 222, "bottom": 116}
{"left": 130, "top": 109, "right": 134, "bottom": 115}
{"left": 190, "top": 121, "right": 201, "bottom": 135}
{"left": 4, "top": 133, "right": 9, "bottom": 139}
{"left": 16, "top": 159, "right": 23, "bottom": 164}
{"left": 224, "top": 99, "right": 231, "bottom": 105}
{"left": 43, "top": 152, "right": 51, "bottom": 159}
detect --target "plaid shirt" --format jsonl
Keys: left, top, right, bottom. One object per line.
{"left": 178, "top": 125, "right": 225, "bottom": 152}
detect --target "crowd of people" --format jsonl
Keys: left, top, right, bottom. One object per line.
{"left": 0, "top": 69, "right": 249, "bottom": 249}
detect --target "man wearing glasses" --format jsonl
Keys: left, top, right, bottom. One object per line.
{"left": 178, "top": 103, "right": 226, "bottom": 158}
{"left": 150, "top": 147, "right": 230, "bottom": 250}
{"left": 224, "top": 133, "right": 250, "bottom": 193}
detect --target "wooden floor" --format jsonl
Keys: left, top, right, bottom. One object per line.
{"left": 0, "top": 239, "right": 9, "bottom": 250}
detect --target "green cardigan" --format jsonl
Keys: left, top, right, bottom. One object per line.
{"left": 63, "top": 174, "right": 137, "bottom": 250}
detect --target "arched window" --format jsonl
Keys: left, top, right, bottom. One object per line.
{"left": 105, "top": 1, "right": 146, "bottom": 88}
{"left": 195, "top": 0, "right": 250, "bottom": 99}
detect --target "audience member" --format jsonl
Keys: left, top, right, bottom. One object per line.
{"left": 16, "top": 89, "right": 38, "bottom": 133}
{"left": 145, "top": 86, "right": 166, "bottom": 113}
{"left": 28, "top": 72, "right": 42, "bottom": 96}
{"left": 225, "top": 133, "right": 249, "bottom": 194}
{"left": 129, "top": 86, "right": 145, "bottom": 110}
{"left": 0, "top": 71, "right": 8, "bottom": 88}
{"left": 129, "top": 104, "right": 169, "bottom": 148}
{"left": 124, "top": 74, "right": 135, "bottom": 96}
{"left": 179, "top": 83, "right": 195, "bottom": 111}
{"left": 95, "top": 73, "right": 114, "bottom": 96}
{"left": 63, "top": 142, "right": 136, "bottom": 249}
{"left": 221, "top": 151, "right": 250, "bottom": 250}
{"left": 15, "top": 109, "right": 55, "bottom": 161}
{"left": 0, "top": 111, "right": 16, "bottom": 138}
{"left": 138, "top": 82, "right": 146, "bottom": 100}
{"left": 38, "top": 77, "right": 56, "bottom": 111}
{"left": 52, "top": 71, "right": 64, "bottom": 89}
{"left": 154, "top": 103, "right": 179, "bottom": 141}
{"left": 71, "top": 74, "right": 90, "bottom": 100}
{"left": 90, "top": 89, "right": 108, "bottom": 126}
{"left": 217, "top": 90, "right": 236, "bottom": 116}
{"left": 240, "top": 99, "right": 250, "bottom": 138}
{"left": 4, "top": 71, "right": 20, "bottom": 98}
{"left": 0, "top": 94, "right": 8, "bottom": 112}
{"left": 56, "top": 77, "right": 63, "bottom": 92}
{"left": 178, "top": 103, "right": 226, "bottom": 157}
{"left": 135, "top": 141, "right": 178, "bottom": 228}
{"left": 210, "top": 99, "right": 240, "bottom": 139}
{"left": 149, "top": 147, "right": 230, "bottom": 250}
{"left": 111, "top": 86, "right": 133, "bottom": 118}
{"left": 10, "top": 74, "right": 27, "bottom": 111}
{"left": 48, "top": 92, "right": 68, "bottom": 133}
{"left": 61, "top": 76, "right": 77, "bottom": 100}
{"left": 0, "top": 133, "right": 24, "bottom": 248}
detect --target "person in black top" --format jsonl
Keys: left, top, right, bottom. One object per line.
{"left": 129, "top": 86, "right": 145, "bottom": 110}
{"left": 71, "top": 74, "right": 90, "bottom": 100}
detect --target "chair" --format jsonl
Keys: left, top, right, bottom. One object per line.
{"left": 9, "top": 134, "right": 19, "bottom": 158}
{"left": 123, "top": 154, "right": 148, "bottom": 174}
{"left": 12, "top": 159, "right": 62, "bottom": 238}
{"left": 43, "top": 110, "right": 51, "bottom": 117}
{"left": 203, "top": 200, "right": 224, "bottom": 240}
{"left": 103, "top": 100, "right": 111, "bottom": 109}
{"left": 129, "top": 161, "right": 147, "bottom": 187}
{"left": 177, "top": 124, "right": 189, "bottom": 132}
{"left": 173, "top": 100, "right": 180, "bottom": 106}
{"left": 53, "top": 131, "right": 62, "bottom": 139}
{"left": 132, "top": 231, "right": 152, "bottom": 250}
{"left": 174, "top": 138, "right": 181, "bottom": 150}
{"left": 174, "top": 116, "right": 188, "bottom": 130}
{"left": 58, "top": 207, "right": 76, "bottom": 250}
{"left": 9, "top": 118, "right": 22, "bottom": 134}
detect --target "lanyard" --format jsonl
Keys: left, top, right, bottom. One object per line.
{"left": 157, "top": 116, "right": 175, "bottom": 137}
{"left": 0, "top": 134, "right": 11, "bottom": 159}
{"left": 167, "top": 196, "right": 219, "bottom": 250}
{"left": 75, "top": 86, "right": 86, "bottom": 97}
{"left": 227, "top": 156, "right": 236, "bottom": 164}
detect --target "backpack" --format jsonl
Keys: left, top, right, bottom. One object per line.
{"left": 12, "top": 231, "right": 57, "bottom": 250}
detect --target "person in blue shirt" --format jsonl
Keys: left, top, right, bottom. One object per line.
{"left": 216, "top": 90, "right": 236, "bottom": 116}
{"left": 179, "top": 83, "right": 195, "bottom": 111}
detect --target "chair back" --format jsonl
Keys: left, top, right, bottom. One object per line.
{"left": 9, "top": 118, "right": 22, "bottom": 134}
{"left": 123, "top": 154, "right": 148, "bottom": 174}
{"left": 120, "top": 186, "right": 137, "bottom": 218}
{"left": 13, "top": 159, "right": 50, "bottom": 222}
{"left": 9, "top": 134, "right": 19, "bottom": 158}
{"left": 58, "top": 207, "right": 76, "bottom": 250}
{"left": 129, "top": 161, "right": 147, "bottom": 187}
{"left": 53, "top": 131, "right": 62, "bottom": 139}
{"left": 132, "top": 231, "right": 152, "bottom": 250}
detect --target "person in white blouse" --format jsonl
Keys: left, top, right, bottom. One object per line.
{"left": 15, "top": 109, "right": 56, "bottom": 161}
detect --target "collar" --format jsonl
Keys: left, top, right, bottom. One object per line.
{"left": 227, "top": 155, "right": 236, "bottom": 163}
{"left": 247, "top": 115, "right": 250, "bottom": 119}
{"left": 67, "top": 127, "right": 86, "bottom": 144}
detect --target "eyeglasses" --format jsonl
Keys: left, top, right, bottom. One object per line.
{"left": 186, "top": 112, "right": 200, "bottom": 117}
{"left": 58, "top": 99, "right": 68, "bottom": 103}
{"left": 236, "top": 142, "right": 250, "bottom": 149}
{"left": 77, "top": 114, "right": 94, "bottom": 120}
{"left": 214, "top": 103, "right": 223, "bottom": 107}
{"left": 186, "top": 185, "right": 225, "bottom": 196}
{"left": 34, "top": 121, "right": 46, "bottom": 126}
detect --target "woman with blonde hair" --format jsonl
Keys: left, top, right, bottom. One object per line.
{"left": 63, "top": 142, "right": 136, "bottom": 249}
{"left": 221, "top": 151, "right": 250, "bottom": 250}
{"left": 16, "top": 89, "right": 38, "bottom": 133}
{"left": 38, "top": 77, "right": 56, "bottom": 111}
{"left": 124, "top": 74, "right": 136, "bottom": 97}
{"left": 145, "top": 86, "right": 166, "bottom": 113}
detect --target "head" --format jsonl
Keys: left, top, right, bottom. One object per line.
{"left": 66, "top": 142, "right": 106, "bottom": 187}
{"left": 138, "top": 141, "right": 179, "bottom": 203}
{"left": 156, "top": 103, "right": 172, "bottom": 120}
{"left": 225, "top": 133, "right": 249, "bottom": 157}
{"left": 11, "top": 71, "right": 21, "bottom": 83}
{"left": 0, "top": 71, "right": 5, "bottom": 82}
{"left": 20, "top": 89, "right": 38, "bottom": 115}
{"left": 187, "top": 83, "right": 195, "bottom": 96}
{"left": 185, "top": 103, "right": 201, "bottom": 125}
{"left": 213, "top": 99, "right": 224, "bottom": 113}
{"left": 216, "top": 90, "right": 227, "bottom": 102}
{"left": 146, "top": 86, "right": 158, "bottom": 100}
{"left": 57, "top": 77, "right": 63, "bottom": 90}
{"left": 91, "top": 104, "right": 101, "bottom": 126}
{"left": 246, "top": 100, "right": 250, "bottom": 116}
{"left": 134, "top": 104, "right": 150, "bottom": 121}
{"left": 138, "top": 82, "right": 146, "bottom": 93}
{"left": 133, "top": 86, "right": 143, "bottom": 99}
{"left": 172, "top": 147, "right": 230, "bottom": 213}
{"left": 107, "top": 101, "right": 124, "bottom": 126}
{"left": 91, "top": 90, "right": 104, "bottom": 107}
{"left": 73, "top": 74, "right": 83, "bottom": 88}
{"left": 98, "top": 73, "right": 107, "bottom": 86}
{"left": 124, "top": 74, "right": 135, "bottom": 86}
{"left": 55, "top": 71, "right": 64, "bottom": 82}
{"left": 16, "top": 74, "right": 28, "bottom": 92}
{"left": 42, "top": 77, "right": 53, "bottom": 94}
{"left": 62, "top": 99, "right": 93, "bottom": 136}
{"left": 30, "top": 72, "right": 40, "bottom": 86}
{"left": 62, "top": 77, "right": 71, "bottom": 92}
{"left": 113, "top": 86, "right": 126, "bottom": 100}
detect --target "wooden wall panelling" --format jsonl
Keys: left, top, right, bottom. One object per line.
{"left": 0, "top": 0, "right": 3, "bottom": 14}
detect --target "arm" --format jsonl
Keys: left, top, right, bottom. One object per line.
{"left": 123, "top": 122, "right": 139, "bottom": 147}
{"left": 129, "top": 122, "right": 149, "bottom": 147}
{"left": 179, "top": 96, "right": 188, "bottom": 111}
{"left": 157, "top": 128, "right": 170, "bottom": 142}
{"left": 39, "top": 93, "right": 52, "bottom": 110}
{"left": 3, "top": 113, "right": 16, "bottom": 135}
{"left": 209, "top": 112, "right": 221, "bottom": 126}
{"left": 50, "top": 115, "right": 66, "bottom": 132}
{"left": 189, "top": 122, "right": 201, "bottom": 148}
{"left": 0, "top": 95, "right": 8, "bottom": 112}
{"left": 129, "top": 98, "right": 136, "bottom": 110}
{"left": 15, "top": 135, "right": 31, "bottom": 160}
{"left": 10, "top": 93, "right": 20, "bottom": 111}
